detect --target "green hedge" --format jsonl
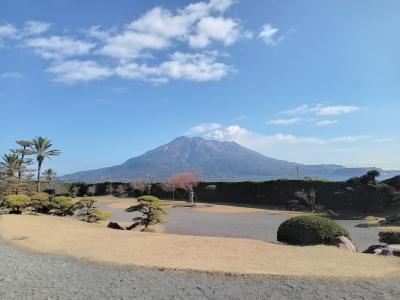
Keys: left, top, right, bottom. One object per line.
{"left": 4, "top": 194, "right": 31, "bottom": 213}
{"left": 277, "top": 215, "right": 351, "bottom": 245}
{"left": 379, "top": 231, "right": 400, "bottom": 244}
{"left": 67, "top": 174, "right": 400, "bottom": 212}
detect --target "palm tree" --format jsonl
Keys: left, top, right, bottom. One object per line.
{"left": 42, "top": 168, "right": 57, "bottom": 183}
{"left": 14, "top": 140, "right": 33, "bottom": 179}
{"left": 0, "top": 153, "right": 20, "bottom": 177}
{"left": 31, "top": 137, "right": 61, "bottom": 192}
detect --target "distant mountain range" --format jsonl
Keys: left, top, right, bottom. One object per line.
{"left": 60, "top": 136, "right": 400, "bottom": 182}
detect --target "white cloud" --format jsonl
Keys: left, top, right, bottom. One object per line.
{"left": 25, "top": 36, "right": 96, "bottom": 60}
{"left": 330, "top": 135, "right": 370, "bottom": 143}
{"left": 315, "top": 120, "right": 337, "bottom": 127}
{"left": 268, "top": 118, "right": 300, "bottom": 125}
{"left": 189, "top": 123, "right": 378, "bottom": 148}
{"left": 99, "top": 0, "right": 243, "bottom": 60}
{"left": 23, "top": 21, "right": 51, "bottom": 36}
{"left": 159, "top": 52, "right": 231, "bottom": 81}
{"left": 0, "top": 23, "right": 18, "bottom": 39}
{"left": 208, "top": 0, "right": 235, "bottom": 12}
{"left": 127, "top": 6, "right": 195, "bottom": 39}
{"left": 189, "top": 17, "right": 242, "bottom": 48}
{"left": 0, "top": 72, "right": 23, "bottom": 80}
{"left": 190, "top": 122, "right": 221, "bottom": 133}
{"left": 283, "top": 104, "right": 360, "bottom": 116}
{"left": 259, "top": 24, "right": 279, "bottom": 46}
{"left": 98, "top": 31, "right": 169, "bottom": 60}
{"left": 84, "top": 25, "right": 113, "bottom": 41}
{"left": 1, "top": 0, "right": 272, "bottom": 85}
{"left": 282, "top": 104, "right": 315, "bottom": 115}
{"left": 115, "top": 52, "right": 232, "bottom": 82}
{"left": 209, "top": 125, "right": 324, "bottom": 148}
{"left": 316, "top": 106, "right": 360, "bottom": 115}
{"left": 47, "top": 60, "right": 112, "bottom": 83}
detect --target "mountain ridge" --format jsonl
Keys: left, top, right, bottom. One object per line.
{"left": 60, "top": 136, "right": 398, "bottom": 182}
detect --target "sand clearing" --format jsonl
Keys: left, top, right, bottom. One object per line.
{"left": 95, "top": 195, "right": 303, "bottom": 215}
{"left": 0, "top": 215, "right": 399, "bottom": 278}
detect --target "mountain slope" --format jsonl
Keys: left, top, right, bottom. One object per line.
{"left": 60, "top": 136, "right": 393, "bottom": 182}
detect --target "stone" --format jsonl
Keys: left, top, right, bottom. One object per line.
{"left": 362, "top": 245, "right": 385, "bottom": 254}
{"left": 379, "top": 215, "right": 400, "bottom": 226}
{"left": 329, "top": 236, "right": 357, "bottom": 252}
{"left": 107, "top": 222, "right": 124, "bottom": 230}
{"left": 378, "top": 244, "right": 400, "bottom": 257}
{"left": 126, "top": 222, "right": 141, "bottom": 230}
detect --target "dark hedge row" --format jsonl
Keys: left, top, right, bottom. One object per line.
{"left": 379, "top": 231, "right": 400, "bottom": 244}
{"left": 67, "top": 175, "right": 400, "bottom": 212}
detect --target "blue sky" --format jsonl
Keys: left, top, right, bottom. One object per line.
{"left": 1, "top": 0, "right": 399, "bottom": 175}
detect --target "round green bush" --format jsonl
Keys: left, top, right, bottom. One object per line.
{"left": 379, "top": 231, "right": 400, "bottom": 244}
{"left": 31, "top": 192, "right": 51, "bottom": 213}
{"left": 277, "top": 215, "right": 351, "bottom": 245}
{"left": 50, "top": 196, "right": 76, "bottom": 216}
{"left": 4, "top": 194, "right": 31, "bottom": 213}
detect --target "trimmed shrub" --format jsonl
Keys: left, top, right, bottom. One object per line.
{"left": 277, "top": 215, "right": 351, "bottom": 245}
{"left": 30, "top": 192, "right": 51, "bottom": 213}
{"left": 3, "top": 194, "right": 31, "bottom": 214}
{"left": 50, "top": 196, "right": 76, "bottom": 216}
{"left": 126, "top": 196, "right": 167, "bottom": 229}
{"left": 75, "top": 197, "right": 111, "bottom": 223}
{"left": 379, "top": 231, "right": 400, "bottom": 244}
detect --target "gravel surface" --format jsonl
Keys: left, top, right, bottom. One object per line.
{"left": 101, "top": 202, "right": 381, "bottom": 251}
{"left": 164, "top": 208, "right": 381, "bottom": 251}
{"left": 0, "top": 240, "right": 399, "bottom": 299}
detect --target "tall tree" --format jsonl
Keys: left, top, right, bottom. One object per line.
{"left": 30, "top": 137, "right": 61, "bottom": 192}
{"left": 174, "top": 172, "right": 199, "bottom": 203}
{"left": 14, "top": 140, "right": 33, "bottom": 179}
{"left": 0, "top": 153, "right": 20, "bottom": 177}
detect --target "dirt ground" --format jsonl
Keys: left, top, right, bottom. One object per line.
{"left": 0, "top": 214, "right": 399, "bottom": 278}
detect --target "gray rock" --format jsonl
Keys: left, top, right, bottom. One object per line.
{"left": 329, "top": 236, "right": 357, "bottom": 252}
{"left": 107, "top": 222, "right": 124, "bottom": 230}
{"left": 363, "top": 244, "right": 386, "bottom": 254}
{"left": 379, "top": 215, "right": 400, "bottom": 226}
{"left": 378, "top": 244, "right": 400, "bottom": 257}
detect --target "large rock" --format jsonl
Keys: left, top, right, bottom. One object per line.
{"left": 329, "top": 236, "right": 357, "bottom": 252}
{"left": 375, "top": 244, "right": 400, "bottom": 257}
{"left": 379, "top": 215, "right": 400, "bottom": 226}
{"left": 107, "top": 222, "right": 124, "bottom": 230}
{"left": 363, "top": 245, "right": 385, "bottom": 254}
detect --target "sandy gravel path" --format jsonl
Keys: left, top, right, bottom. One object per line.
{"left": 0, "top": 240, "right": 399, "bottom": 299}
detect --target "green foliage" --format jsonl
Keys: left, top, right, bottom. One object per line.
{"left": 50, "top": 196, "right": 76, "bottom": 216}
{"left": 31, "top": 136, "right": 61, "bottom": 192}
{"left": 303, "top": 177, "right": 330, "bottom": 182}
{"left": 87, "top": 185, "right": 96, "bottom": 196}
{"left": 75, "top": 197, "right": 111, "bottom": 223}
{"left": 294, "top": 189, "right": 317, "bottom": 211}
{"left": 126, "top": 195, "right": 167, "bottom": 230}
{"left": 379, "top": 231, "right": 400, "bottom": 244}
{"left": 1, "top": 153, "right": 21, "bottom": 177}
{"left": 30, "top": 192, "right": 51, "bottom": 213}
{"left": 4, "top": 194, "right": 31, "bottom": 213}
{"left": 277, "top": 215, "right": 351, "bottom": 245}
